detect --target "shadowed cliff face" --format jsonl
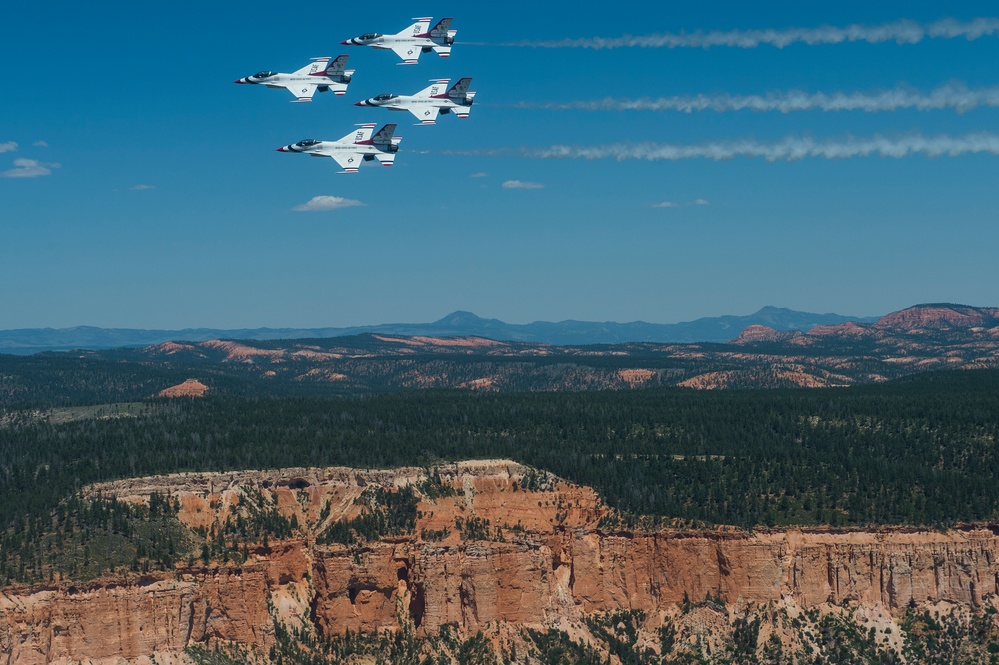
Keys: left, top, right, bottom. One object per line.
{"left": 2, "top": 462, "right": 999, "bottom": 664}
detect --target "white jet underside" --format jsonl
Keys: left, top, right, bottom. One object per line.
{"left": 236, "top": 56, "right": 354, "bottom": 102}
{"left": 343, "top": 17, "right": 456, "bottom": 64}
{"left": 358, "top": 78, "right": 475, "bottom": 125}
{"left": 278, "top": 124, "right": 402, "bottom": 174}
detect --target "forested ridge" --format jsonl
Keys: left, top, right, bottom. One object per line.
{"left": 2, "top": 368, "right": 996, "bottom": 528}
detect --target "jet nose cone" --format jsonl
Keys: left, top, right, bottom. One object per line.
{"left": 354, "top": 101, "right": 365, "bottom": 106}
{"left": 276, "top": 147, "right": 288, "bottom": 152}
{"left": 341, "top": 40, "right": 351, "bottom": 45}
{"left": 234, "top": 79, "right": 244, "bottom": 84}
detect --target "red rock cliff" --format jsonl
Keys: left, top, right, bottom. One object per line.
{"left": 2, "top": 462, "right": 998, "bottom": 663}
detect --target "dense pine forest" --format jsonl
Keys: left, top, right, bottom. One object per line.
{"left": 2, "top": 368, "right": 997, "bottom": 539}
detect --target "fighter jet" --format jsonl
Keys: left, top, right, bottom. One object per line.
{"left": 355, "top": 78, "right": 476, "bottom": 125}
{"left": 276, "top": 124, "right": 402, "bottom": 173}
{"left": 234, "top": 55, "right": 354, "bottom": 102}
{"left": 341, "top": 17, "right": 455, "bottom": 65}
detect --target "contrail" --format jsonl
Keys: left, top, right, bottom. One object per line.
{"left": 511, "top": 83, "right": 999, "bottom": 114}
{"left": 437, "top": 133, "right": 999, "bottom": 162}
{"left": 502, "top": 17, "right": 999, "bottom": 49}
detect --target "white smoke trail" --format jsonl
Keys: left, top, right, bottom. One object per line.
{"left": 514, "top": 83, "right": 999, "bottom": 114}
{"left": 438, "top": 133, "right": 999, "bottom": 162}
{"left": 509, "top": 17, "right": 999, "bottom": 49}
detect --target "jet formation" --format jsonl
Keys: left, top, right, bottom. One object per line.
{"left": 237, "top": 17, "right": 471, "bottom": 173}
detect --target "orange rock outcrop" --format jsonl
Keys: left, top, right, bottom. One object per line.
{"left": 3, "top": 462, "right": 999, "bottom": 663}
{"left": 157, "top": 379, "right": 209, "bottom": 398}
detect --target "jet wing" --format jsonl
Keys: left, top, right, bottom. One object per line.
{"left": 288, "top": 84, "right": 318, "bottom": 102}
{"left": 331, "top": 152, "right": 361, "bottom": 173}
{"left": 391, "top": 44, "right": 421, "bottom": 64}
{"left": 411, "top": 106, "right": 440, "bottom": 125}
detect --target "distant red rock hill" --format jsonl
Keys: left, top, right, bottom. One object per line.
{"left": 157, "top": 379, "right": 208, "bottom": 398}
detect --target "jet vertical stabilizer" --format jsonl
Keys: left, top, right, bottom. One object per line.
{"left": 311, "top": 54, "right": 354, "bottom": 95}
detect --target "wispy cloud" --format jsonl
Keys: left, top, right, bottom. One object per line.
{"left": 32, "top": 140, "right": 48, "bottom": 148}
{"left": 515, "top": 83, "right": 999, "bottom": 115}
{"left": 1, "top": 158, "right": 61, "bottom": 178}
{"left": 0, "top": 142, "right": 17, "bottom": 154}
{"left": 470, "top": 172, "right": 489, "bottom": 178}
{"left": 129, "top": 184, "right": 155, "bottom": 191}
{"left": 292, "top": 195, "right": 366, "bottom": 212}
{"left": 502, "top": 180, "right": 545, "bottom": 189}
{"left": 511, "top": 17, "right": 999, "bottom": 50}
{"left": 653, "top": 199, "right": 710, "bottom": 208}
{"left": 443, "top": 133, "right": 999, "bottom": 163}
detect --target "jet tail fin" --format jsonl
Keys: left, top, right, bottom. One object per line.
{"left": 428, "top": 18, "right": 453, "bottom": 38}
{"left": 371, "top": 123, "right": 399, "bottom": 146}
{"left": 446, "top": 78, "right": 473, "bottom": 99}
{"left": 311, "top": 55, "right": 354, "bottom": 92}
{"left": 320, "top": 55, "right": 350, "bottom": 76}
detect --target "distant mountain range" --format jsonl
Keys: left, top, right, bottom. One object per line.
{"left": 2, "top": 304, "right": 997, "bottom": 404}
{"left": 0, "top": 307, "right": 879, "bottom": 354}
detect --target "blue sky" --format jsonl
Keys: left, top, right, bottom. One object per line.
{"left": 2, "top": 0, "right": 998, "bottom": 329}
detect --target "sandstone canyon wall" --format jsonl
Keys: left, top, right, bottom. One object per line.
{"left": 2, "top": 461, "right": 998, "bottom": 664}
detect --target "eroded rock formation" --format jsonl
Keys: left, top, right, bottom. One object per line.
{"left": 2, "top": 461, "right": 998, "bottom": 664}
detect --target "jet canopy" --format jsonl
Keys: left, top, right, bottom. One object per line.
{"left": 360, "top": 33, "right": 381, "bottom": 40}
{"left": 295, "top": 140, "right": 322, "bottom": 148}
{"left": 253, "top": 71, "right": 277, "bottom": 78}
{"left": 374, "top": 94, "right": 398, "bottom": 101}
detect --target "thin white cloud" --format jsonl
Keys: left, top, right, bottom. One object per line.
{"left": 292, "top": 195, "right": 366, "bottom": 212}
{"left": 1, "top": 158, "right": 61, "bottom": 178}
{"left": 653, "top": 199, "right": 709, "bottom": 208}
{"left": 32, "top": 140, "right": 48, "bottom": 148}
{"left": 0, "top": 142, "right": 17, "bottom": 153}
{"left": 502, "top": 180, "right": 545, "bottom": 189}
{"left": 470, "top": 172, "right": 489, "bottom": 178}
{"left": 517, "top": 83, "right": 999, "bottom": 115}
{"left": 513, "top": 17, "right": 999, "bottom": 50}
{"left": 129, "top": 184, "right": 156, "bottom": 191}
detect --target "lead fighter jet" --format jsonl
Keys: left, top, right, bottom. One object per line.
{"left": 341, "top": 17, "right": 455, "bottom": 64}
{"left": 276, "top": 124, "right": 402, "bottom": 173}
{"left": 355, "top": 78, "right": 475, "bottom": 125}
{"left": 235, "top": 55, "right": 354, "bottom": 102}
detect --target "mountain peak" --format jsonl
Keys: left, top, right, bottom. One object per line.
{"left": 434, "top": 311, "right": 487, "bottom": 326}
